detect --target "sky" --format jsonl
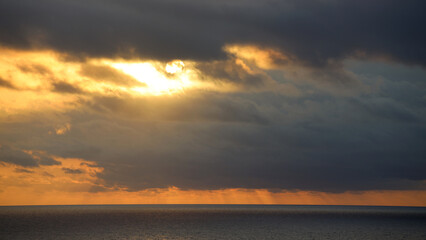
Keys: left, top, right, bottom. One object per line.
{"left": 0, "top": 0, "right": 425, "bottom": 206}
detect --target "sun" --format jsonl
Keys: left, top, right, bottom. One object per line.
{"left": 165, "top": 60, "right": 185, "bottom": 74}
{"left": 105, "top": 60, "right": 192, "bottom": 95}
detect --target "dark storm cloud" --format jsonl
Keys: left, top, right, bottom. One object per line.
{"left": 0, "top": 145, "right": 60, "bottom": 167}
{"left": 196, "top": 60, "right": 268, "bottom": 87}
{"left": 0, "top": 145, "right": 39, "bottom": 167}
{"left": 1, "top": 0, "right": 425, "bottom": 67}
{"left": 350, "top": 98, "right": 419, "bottom": 123}
{"left": 3, "top": 61, "right": 424, "bottom": 193}
{"left": 1, "top": 0, "right": 425, "bottom": 194}
{"left": 84, "top": 92, "right": 268, "bottom": 124}
{"left": 91, "top": 106, "right": 426, "bottom": 192}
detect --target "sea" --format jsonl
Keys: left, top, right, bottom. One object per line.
{"left": 0, "top": 205, "right": 425, "bottom": 239}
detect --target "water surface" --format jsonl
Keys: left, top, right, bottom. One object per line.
{"left": 1, "top": 205, "right": 425, "bottom": 239}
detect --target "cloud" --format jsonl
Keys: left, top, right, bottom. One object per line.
{"left": 0, "top": 77, "right": 17, "bottom": 89}
{"left": 1, "top": 59, "right": 425, "bottom": 193}
{"left": 79, "top": 64, "right": 146, "bottom": 87}
{"left": 222, "top": 45, "right": 367, "bottom": 93}
{"left": 0, "top": 1, "right": 425, "bottom": 195}
{"left": 0, "top": 0, "right": 425, "bottom": 68}
{"left": 55, "top": 123, "right": 71, "bottom": 135}
{"left": 62, "top": 167, "right": 83, "bottom": 174}
{"left": 0, "top": 145, "right": 60, "bottom": 167}
{"left": 0, "top": 156, "right": 106, "bottom": 201}
{"left": 17, "top": 63, "right": 52, "bottom": 76}
{"left": 3, "top": 60, "right": 425, "bottom": 193}
{"left": 52, "top": 81, "right": 85, "bottom": 94}
{"left": 195, "top": 59, "right": 269, "bottom": 87}
{"left": 83, "top": 92, "right": 268, "bottom": 124}
{"left": 90, "top": 116, "right": 425, "bottom": 192}
{"left": 14, "top": 168, "right": 34, "bottom": 173}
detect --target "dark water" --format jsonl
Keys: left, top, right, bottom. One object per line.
{"left": 0, "top": 205, "right": 425, "bottom": 239}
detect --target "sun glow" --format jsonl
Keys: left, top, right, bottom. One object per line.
{"left": 165, "top": 60, "right": 185, "bottom": 74}
{"left": 107, "top": 60, "right": 193, "bottom": 95}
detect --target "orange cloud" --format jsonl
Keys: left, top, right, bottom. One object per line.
{"left": 54, "top": 123, "right": 71, "bottom": 135}
{"left": 0, "top": 155, "right": 104, "bottom": 198}
{"left": 1, "top": 162, "right": 425, "bottom": 207}
{"left": 225, "top": 44, "right": 291, "bottom": 70}
{"left": 0, "top": 46, "right": 240, "bottom": 106}
{"left": 1, "top": 149, "right": 424, "bottom": 206}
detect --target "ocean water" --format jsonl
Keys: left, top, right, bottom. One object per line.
{"left": 0, "top": 205, "right": 425, "bottom": 239}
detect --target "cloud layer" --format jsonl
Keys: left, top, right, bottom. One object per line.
{"left": 0, "top": 0, "right": 425, "bottom": 196}
{"left": 1, "top": 0, "right": 426, "bottom": 66}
